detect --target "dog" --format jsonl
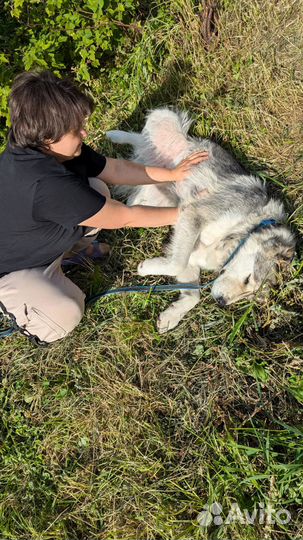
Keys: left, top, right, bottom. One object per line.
{"left": 106, "top": 109, "right": 295, "bottom": 333}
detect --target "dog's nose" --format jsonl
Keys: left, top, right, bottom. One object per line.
{"left": 216, "top": 295, "right": 227, "bottom": 307}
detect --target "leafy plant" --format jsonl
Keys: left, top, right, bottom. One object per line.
{"left": 0, "top": 0, "right": 141, "bottom": 147}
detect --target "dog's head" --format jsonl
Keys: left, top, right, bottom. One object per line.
{"left": 211, "top": 227, "right": 295, "bottom": 306}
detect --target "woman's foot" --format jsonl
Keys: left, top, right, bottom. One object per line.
{"left": 83, "top": 242, "right": 111, "bottom": 258}
{"left": 62, "top": 241, "right": 111, "bottom": 267}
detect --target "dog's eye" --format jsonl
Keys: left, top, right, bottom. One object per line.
{"left": 244, "top": 274, "right": 251, "bottom": 285}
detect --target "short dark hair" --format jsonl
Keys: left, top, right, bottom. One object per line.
{"left": 8, "top": 71, "right": 95, "bottom": 149}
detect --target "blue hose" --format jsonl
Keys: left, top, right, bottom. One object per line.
{"left": 85, "top": 281, "right": 213, "bottom": 307}
{"left": 0, "top": 281, "right": 213, "bottom": 339}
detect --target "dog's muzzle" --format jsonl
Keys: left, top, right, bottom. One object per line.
{"left": 215, "top": 295, "right": 227, "bottom": 307}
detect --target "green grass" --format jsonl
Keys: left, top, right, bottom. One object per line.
{"left": 1, "top": 0, "right": 303, "bottom": 538}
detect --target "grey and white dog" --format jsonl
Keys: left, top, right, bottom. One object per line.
{"left": 107, "top": 108, "right": 295, "bottom": 333}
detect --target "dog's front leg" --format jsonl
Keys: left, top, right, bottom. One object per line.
{"left": 138, "top": 205, "right": 202, "bottom": 277}
{"left": 157, "top": 264, "right": 200, "bottom": 333}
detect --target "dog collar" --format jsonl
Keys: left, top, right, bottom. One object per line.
{"left": 251, "top": 218, "right": 278, "bottom": 231}
{"left": 222, "top": 218, "right": 279, "bottom": 268}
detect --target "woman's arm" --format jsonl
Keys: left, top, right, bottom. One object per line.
{"left": 79, "top": 198, "right": 179, "bottom": 229}
{"left": 98, "top": 152, "right": 208, "bottom": 186}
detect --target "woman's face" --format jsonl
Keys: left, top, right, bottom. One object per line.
{"left": 45, "top": 128, "right": 88, "bottom": 161}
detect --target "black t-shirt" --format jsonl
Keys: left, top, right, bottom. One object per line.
{"left": 0, "top": 143, "right": 107, "bottom": 275}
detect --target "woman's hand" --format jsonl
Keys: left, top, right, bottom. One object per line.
{"left": 101, "top": 154, "right": 209, "bottom": 186}
{"left": 169, "top": 151, "right": 208, "bottom": 182}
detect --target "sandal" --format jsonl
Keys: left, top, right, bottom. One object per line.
{"left": 61, "top": 240, "right": 110, "bottom": 267}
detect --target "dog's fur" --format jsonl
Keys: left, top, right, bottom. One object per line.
{"left": 107, "top": 109, "right": 295, "bottom": 333}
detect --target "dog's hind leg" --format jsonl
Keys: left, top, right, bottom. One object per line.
{"left": 138, "top": 205, "right": 202, "bottom": 276}
{"left": 157, "top": 265, "right": 200, "bottom": 333}
{"left": 143, "top": 109, "right": 192, "bottom": 165}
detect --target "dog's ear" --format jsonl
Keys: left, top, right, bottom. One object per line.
{"left": 253, "top": 240, "right": 295, "bottom": 282}
{"left": 277, "top": 249, "right": 295, "bottom": 268}
{"left": 266, "top": 238, "right": 295, "bottom": 265}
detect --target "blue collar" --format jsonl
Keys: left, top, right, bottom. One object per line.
{"left": 222, "top": 218, "right": 279, "bottom": 268}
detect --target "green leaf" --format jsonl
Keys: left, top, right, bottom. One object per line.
{"left": 229, "top": 303, "right": 254, "bottom": 343}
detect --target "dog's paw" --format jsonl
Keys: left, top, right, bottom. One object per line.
{"left": 137, "top": 257, "right": 166, "bottom": 276}
{"left": 138, "top": 257, "right": 181, "bottom": 277}
{"left": 157, "top": 306, "right": 183, "bottom": 334}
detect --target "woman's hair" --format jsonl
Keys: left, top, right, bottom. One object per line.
{"left": 8, "top": 70, "right": 95, "bottom": 149}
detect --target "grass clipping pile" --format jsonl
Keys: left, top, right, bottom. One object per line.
{"left": 0, "top": 0, "right": 303, "bottom": 539}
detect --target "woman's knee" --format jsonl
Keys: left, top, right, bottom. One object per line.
{"left": 61, "top": 296, "right": 85, "bottom": 335}
{"left": 19, "top": 295, "right": 85, "bottom": 344}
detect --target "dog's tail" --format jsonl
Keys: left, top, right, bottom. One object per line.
{"left": 106, "top": 130, "right": 142, "bottom": 147}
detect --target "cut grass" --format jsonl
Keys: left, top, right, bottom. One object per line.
{"left": 1, "top": 0, "right": 303, "bottom": 538}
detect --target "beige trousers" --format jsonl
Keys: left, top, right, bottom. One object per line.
{"left": 0, "top": 178, "right": 110, "bottom": 345}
